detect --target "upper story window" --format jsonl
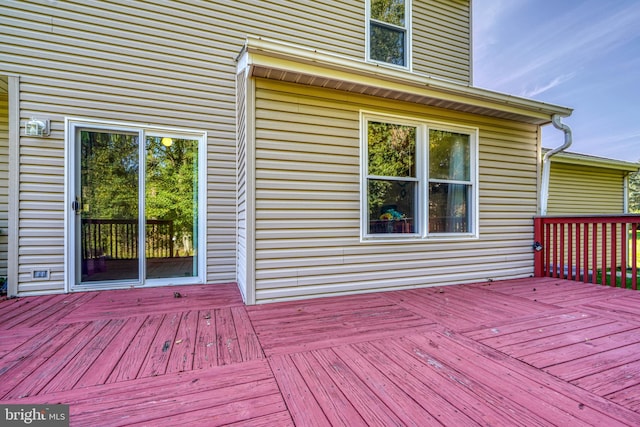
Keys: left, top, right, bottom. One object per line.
{"left": 362, "top": 112, "right": 477, "bottom": 240}
{"left": 367, "top": 0, "right": 411, "bottom": 68}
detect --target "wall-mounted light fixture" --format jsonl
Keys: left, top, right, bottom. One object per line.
{"left": 25, "top": 117, "right": 50, "bottom": 137}
{"left": 533, "top": 241, "right": 543, "bottom": 252}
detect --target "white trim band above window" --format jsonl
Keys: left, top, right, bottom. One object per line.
{"left": 361, "top": 111, "right": 479, "bottom": 240}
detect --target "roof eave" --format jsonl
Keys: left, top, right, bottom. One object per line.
{"left": 238, "top": 36, "right": 573, "bottom": 125}
{"left": 544, "top": 149, "right": 640, "bottom": 172}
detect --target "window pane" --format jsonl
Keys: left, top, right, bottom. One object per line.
{"left": 368, "top": 121, "right": 416, "bottom": 177}
{"left": 80, "top": 130, "right": 139, "bottom": 282}
{"left": 429, "top": 130, "right": 470, "bottom": 181}
{"left": 429, "top": 183, "right": 469, "bottom": 233}
{"left": 370, "top": 23, "right": 405, "bottom": 66}
{"left": 368, "top": 179, "right": 416, "bottom": 234}
{"left": 371, "top": 0, "right": 405, "bottom": 25}
{"left": 145, "top": 136, "right": 199, "bottom": 279}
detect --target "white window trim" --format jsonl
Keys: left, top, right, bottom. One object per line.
{"left": 64, "top": 117, "right": 208, "bottom": 292}
{"left": 365, "top": 0, "right": 412, "bottom": 71}
{"left": 360, "top": 111, "right": 479, "bottom": 242}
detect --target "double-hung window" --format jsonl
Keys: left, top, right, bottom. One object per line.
{"left": 367, "top": 0, "right": 411, "bottom": 68}
{"left": 362, "top": 113, "right": 477, "bottom": 239}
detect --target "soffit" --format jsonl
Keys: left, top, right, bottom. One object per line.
{"left": 240, "top": 37, "right": 573, "bottom": 126}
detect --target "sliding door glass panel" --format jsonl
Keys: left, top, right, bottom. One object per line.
{"left": 80, "top": 130, "right": 139, "bottom": 282}
{"left": 145, "top": 136, "right": 199, "bottom": 279}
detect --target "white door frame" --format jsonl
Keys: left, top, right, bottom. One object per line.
{"left": 64, "top": 117, "right": 207, "bottom": 292}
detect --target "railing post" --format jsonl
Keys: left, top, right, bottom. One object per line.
{"left": 534, "top": 216, "right": 544, "bottom": 277}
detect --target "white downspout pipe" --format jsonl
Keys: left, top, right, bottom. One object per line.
{"left": 540, "top": 114, "right": 573, "bottom": 215}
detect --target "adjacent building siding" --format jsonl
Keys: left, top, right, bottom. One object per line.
{"left": 252, "top": 79, "right": 538, "bottom": 303}
{"left": 0, "top": 88, "right": 8, "bottom": 277}
{"left": 1, "top": 0, "right": 472, "bottom": 295}
{"left": 547, "top": 163, "right": 627, "bottom": 214}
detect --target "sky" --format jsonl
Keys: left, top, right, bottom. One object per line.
{"left": 472, "top": 0, "right": 640, "bottom": 162}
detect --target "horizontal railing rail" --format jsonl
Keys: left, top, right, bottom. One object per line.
{"left": 534, "top": 215, "right": 640, "bottom": 290}
{"left": 82, "top": 218, "right": 174, "bottom": 260}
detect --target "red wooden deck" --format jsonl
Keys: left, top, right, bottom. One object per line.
{"left": 1, "top": 278, "right": 640, "bottom": 426}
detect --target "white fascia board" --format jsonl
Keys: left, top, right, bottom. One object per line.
{"left": 546, "top": 150, "right": 640, "bottom": 172}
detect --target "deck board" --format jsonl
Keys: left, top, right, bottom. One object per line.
{"left": 248, "top": 295, "right": 436, "bottom": 356}
{"left": 74, "top": 316, "right": 146, "bottom": 388}
{"left": 0, "top": 322, "right": 89, "bottom": 399}
{"left": 411, "top": 331, "right": 640, "bottom": 426}
{"left": 497, "top": 320, "right": 636, "bottom": 358}
{"left": 2, "top": 278, "right": 640, "bottom": 425}
{"left": 216, "top": 307, "right": 243, "bottom": 365}
{"left": 193, "top": 309, "right": 217, "bottom": 369}
{"left": 108, "top": 314, "right": 164, "bottom": 383}
{"left": 166, "top": 310, "right": 198, "bottom": 374}
{"left": 39, "top": 318, "right": 126, "bottom": 394}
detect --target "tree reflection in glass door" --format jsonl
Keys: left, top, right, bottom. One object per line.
{"left": 145, "top": 136, "right": 199, "bottom": 279}
{"left": 80, "top": 130, "right": 139, "bottom": 282}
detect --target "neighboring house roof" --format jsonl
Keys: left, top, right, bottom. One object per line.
{"left": 239, "top": 36, "right": 573, "bottom": 126}
{"left": 543, "top": 149, "right": 640, "bottom": 172}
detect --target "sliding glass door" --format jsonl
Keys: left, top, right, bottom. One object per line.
{"left": 68, "top": 121, "right": 204, "bottom": 289}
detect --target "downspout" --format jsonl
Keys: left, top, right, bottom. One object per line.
{"left": 624, "top": 172, "right": 629, "bottom": 213}
{"left": 540, "top": 114, "right": 573, "bottom": 215}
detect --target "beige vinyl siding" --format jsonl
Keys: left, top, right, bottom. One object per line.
{"left": 0, "top": 89, "right": 8, "bottom": 277}
{"left": 252, "top": 79, "right": 538, "bottom": 303}
{"left": 236, "top": 70, "right": 248, "bottom": 301}
{"left": 548, "top": 162, "right": 626, "bottom": 214}
{"left": 2, "top": 0, "right": 472, "bottom": 295}
{"left": 413, "top": 0, "right": 471, "bottom": 83}
{"left": 2, "top": 1, "right": 238, "bottom": 293}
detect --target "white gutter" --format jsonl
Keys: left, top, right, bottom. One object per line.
{"left": 540, "top": 114, "right": 573, "bottom": 215}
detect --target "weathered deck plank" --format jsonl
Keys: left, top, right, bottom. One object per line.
{"left": 60, "top": 283, "right": 242, "bottom": 323}
{"left": 249, "top": 296, "right": 436, "bottom": 356}
{"left": 39, "top": 318, "right": 126, "bottom": 394}
{"left": 107, "top": 314, "right": 164, "bottom": 383}
{"left": 545, "top": 341, "right": 640, "bottom": 381}
{"left": 193, "top": 309, "right": 217, "bottom": 369}
{"left": 0, "top": 322, "right": 89, "bottom": 399}
{"left": 231, "top": 306, "right": 264, "bottom": 361}
{"left": 166, "top": 310, "right": 198, "bottom": 374}
{"left": 74, "top": 315, "right": 146, "bottom": 388}
{"left": 496, "top": 320, "right": 635, "bottom": 358}
{"left": 1, "top": 278, "right": 640, "bottom": 425}
{"left": 415, "top": 329, "right": 640, "bottom": 426}
{"left": 521, "top": 327, "right": 640, "bottom": 368}
{"left": 268, "top": 353, "right": 332, "bottom": 426}
{"left": 216, "top": 307, "right": 243, "bottom": 365}
{"left": 138, "top": 312, "right": 182, "bottom": 378}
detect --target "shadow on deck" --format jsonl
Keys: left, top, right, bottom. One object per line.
{"left": 1, "top": 278, "right": 640, "bottom": 425}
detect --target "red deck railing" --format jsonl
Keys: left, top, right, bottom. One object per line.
{"left": 534, "top": 215, "right": 640, "bottom": 290}
{"left": 534, "top": 215, "right": 640, "bottom": 289}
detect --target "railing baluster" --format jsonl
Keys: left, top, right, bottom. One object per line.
{"left": 611, "top": 223, "right": 617, "bottom": 287}
{"left": 601, "top": 223, "right": 607, "bottom": 286}
{"left": 620, "top": 223, "right": 626, "bottom": 289}
{"left": 568, "top": 223, "right": 573, "bottom": 280}
{"left": 559, "top": 223, "right": 565, "bottom": 279}
{"left": 632, "top": 223, "right": 638, "bottom": 291}
{"left": 545, "top": 222, "right": 551, "bottom": 277}
{"left": 583, "top": 223, "right": 589, "bottom": 283}
{"left": 575, "top": 223, "right": 580, "bottom": 281}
